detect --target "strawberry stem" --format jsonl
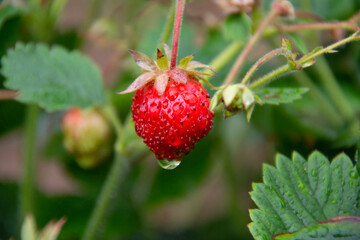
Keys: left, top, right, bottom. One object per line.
{"left": 170, "top": 0, "right": 185, "bottom": 69}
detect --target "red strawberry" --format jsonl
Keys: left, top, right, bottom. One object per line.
{"left": 118, "top": 44, "right": 215, "bottom": 162}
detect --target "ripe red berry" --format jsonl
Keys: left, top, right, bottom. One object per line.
{"left": 132, "top": 76, "right": 214, "bottom": 160}
{"left": 118, "top": 44, "right": 215, "bottom": 162}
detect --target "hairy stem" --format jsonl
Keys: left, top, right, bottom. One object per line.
{"left": 275, "top": 21, "right": 358, "bottom": 32}
{"left": 301, "top": 33, "right": 360, "bottom": 61}
{"left": 249, "top": 64, "right": 290, "bottom": 89}
{"left": 223, "top": 7, "right": 279, "bottom": 85}
{"left": 241, "top": 48, "right": 286, "bottom": 85}
{"left": 159, "top": 0, "right": 176, "bottom": 48}
{"left": 82, "top": 103, "right": 131, "bottom": 240}
{"left": 170, "top": 0, "right": 185, "bottom": 69}
{"left": 249, "top": 33, "right": 360, "bottom": 89}
{"left": 20, "top": 105, "right": 39, "bottom": 220}
{"left": 81, "top": 154, "right": 130, "bottom": 240}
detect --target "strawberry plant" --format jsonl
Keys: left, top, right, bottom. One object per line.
{"left": 0, "top": 0, "right": 359, "bottom": 239}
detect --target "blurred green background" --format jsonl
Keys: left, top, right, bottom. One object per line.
{"left": 0, "top": 0, "right": 359, "bottom": 239}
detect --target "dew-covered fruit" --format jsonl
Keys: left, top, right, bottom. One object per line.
{"left": 131, "top": 77, "right": 214, "bottom": 161}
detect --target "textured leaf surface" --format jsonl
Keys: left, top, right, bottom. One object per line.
{"left": 249, "top": 151, "right": 360, "bottom": 240}
{"left": 255, "top": 88, "right": 309, "bottom": 105}
{"left": 274, "top": 217, "right": 360, "bottom": 240}
{"left": 1, "top": 43, "right": 106, "bottom": 111}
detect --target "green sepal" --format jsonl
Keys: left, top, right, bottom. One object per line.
{"left": 156, "top": 49, "right": 168, "bottom": 71}
{"left": 178, "top": 55, "right": 194, "bottom": 70}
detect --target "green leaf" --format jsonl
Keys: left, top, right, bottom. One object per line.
{"left": 255, "top": 88, "right": 309, "bottom": 105}
{"left": 178, "top": 55, "right": 194, "bottom": 70}
{"left": 156, "top": 49, "right": 168, "bottom": 71}
{"left": 249, "top": 151, "right": 360, "bottom": 240}
{"left": 1, "top": 43, "right": 106, "bottom": 111}
{"left": 274, "top": 216, "right": 360, "bottom": 239}
{"left": 222, "top": 13, "right": 252, "bottom": 42}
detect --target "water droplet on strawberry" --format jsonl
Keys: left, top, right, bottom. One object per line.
{"left": 157, "top": 159, "right": 181, "bottom": 170}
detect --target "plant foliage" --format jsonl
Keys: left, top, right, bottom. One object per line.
{"left": 1, "top": 43, "right": 106, "bottom": 111}
{"left": 255, "top": 87, "right": 309, "bottom": 105}
{"left": 249, "top": 151, "right": 360, "bottom": 240}
{"left": 274, "top": 216, "right": 360, "bottom": 240}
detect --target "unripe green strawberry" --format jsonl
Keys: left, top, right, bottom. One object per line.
{"left": 61, "top": 107, "right": 112, "bottom": 168}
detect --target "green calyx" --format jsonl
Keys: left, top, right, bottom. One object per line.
{"left": 118, "top": 43, "right": 216, "bottom": 96}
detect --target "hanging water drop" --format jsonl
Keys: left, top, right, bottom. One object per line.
{"left": 157, "top": 159, "right": 181, "bottom": 170}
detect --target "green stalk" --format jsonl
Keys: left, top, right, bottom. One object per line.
{"left": 82, "top": 104, "right": 128, "bottom": 240}
{"left": 82, "top": 153, "right": 130, "bottom": 240}
{"left": 313, "top": 56, "right": 355, "bottom": 121}
{"left": 20, "top": 105, "right": 39, "bottom": 220}
{"left": 241, "top": 48, "right": 286, "bottom": 85}
{"left": 249, "top": 64, "right": 290, "bottom": 89}
{"left": 249, "top": 33, "right": 360, "bottom": 89}
{"left": 158, "top": 0, "right": 176, "bottom": 47}
{"left": 223, "top": 8, "right": 279, "bottom": 85}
